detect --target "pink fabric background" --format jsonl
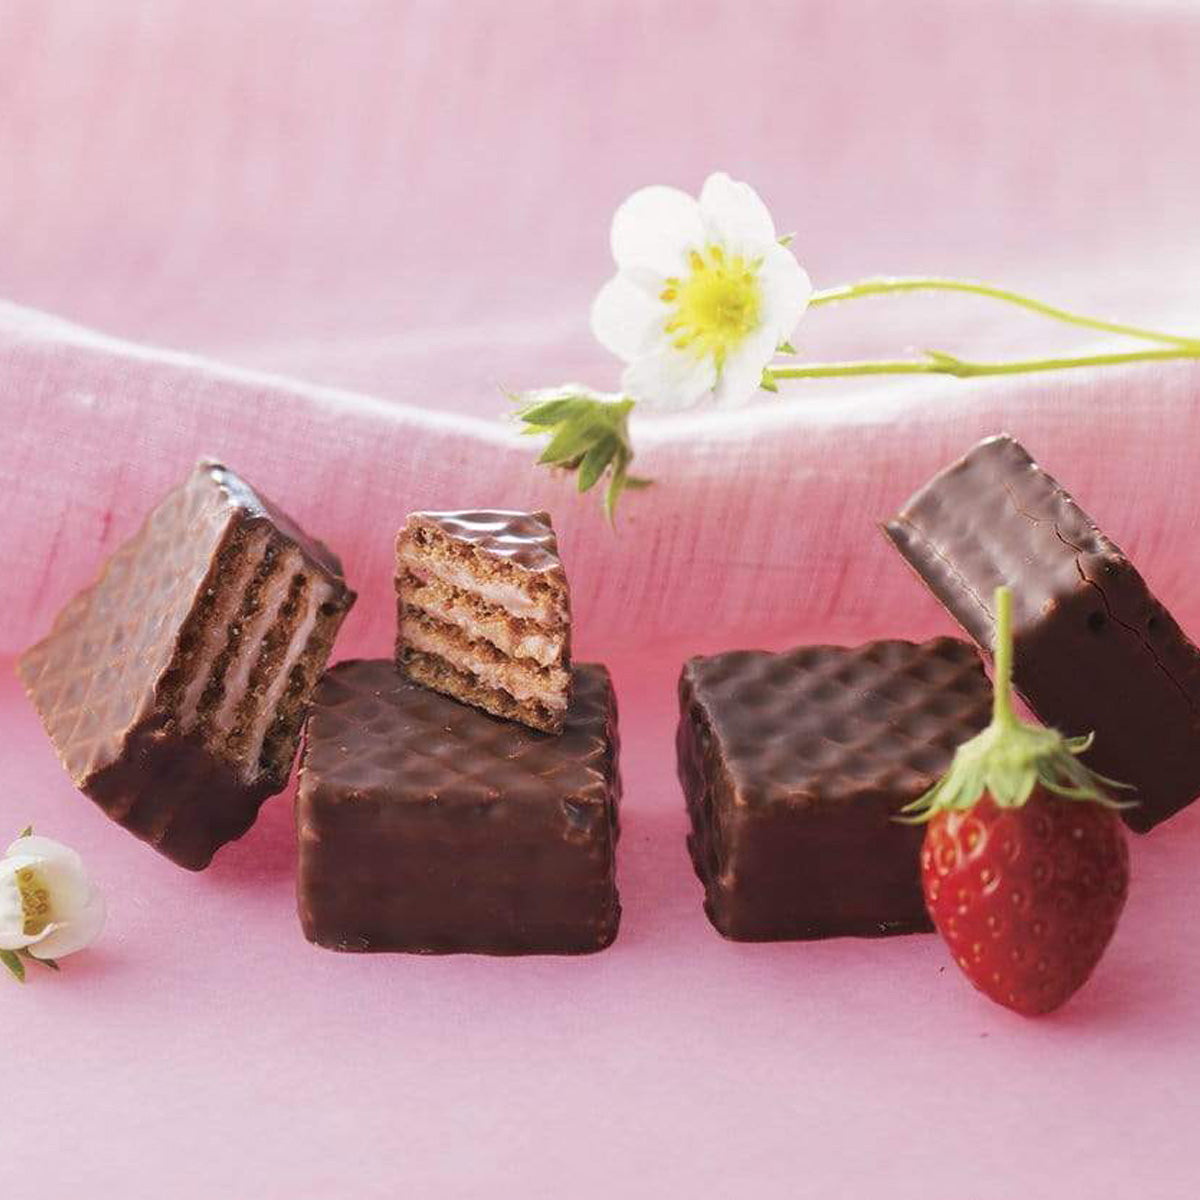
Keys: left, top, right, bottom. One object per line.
{"left": 2, "top": 2, "right": 1200, "bottom": 1196}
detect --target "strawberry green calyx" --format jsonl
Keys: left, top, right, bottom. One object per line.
{"left": 512, "top": 386, "right": 651, "bottom": 522}
{"left": 901, "top": 586, "right": 1132, "bottom": 822}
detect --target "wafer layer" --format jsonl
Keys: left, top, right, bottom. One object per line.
{"left": 395, "top": 510, "right": 571, "bottom": 733}
{"left": 17, "top": 460, "right": 356, "bottom": 869}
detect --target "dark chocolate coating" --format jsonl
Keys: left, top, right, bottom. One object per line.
{"left": 297, "top": 660, "right": 621, "bottom": 955}
{"left": 678, "top": 638, "right": 992, "bottom": 941}
{"left": 885, "top": 434, "right": 1200, "bottom": 832}
{"left": 17, "top": 460, "right": 355, "bottom": 869}
{"left": 408, "top": 509, "right": 565, "bottom": 575}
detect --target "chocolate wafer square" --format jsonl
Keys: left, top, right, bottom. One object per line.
{"left": 677, "top": 638, "right": 992, "bottom": 941}
{"left": 18, "top": 460, "right": 355, "bottom": 869}
{"left": 395, "top": 509, "right": 572, "bottom": 733}
{"left": 885, "top": 434, "right": 1200, "bottom": 832}
{"left": 297, "top": 659, "right": 620, "bottom": 955}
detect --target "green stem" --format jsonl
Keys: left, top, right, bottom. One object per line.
{"left": 992, "top": 586, "right": 1016, "bottom": 730}
{"left": 809, "top": 277, "right": 1200, "bottom": 350}
{"left": 772, "top": 359, "right": 936, "bottom": 378}
{"left": 770, "top": 346, "right": 1200, "bottom": 381}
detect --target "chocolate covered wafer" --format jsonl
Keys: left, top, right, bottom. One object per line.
{"left": 885, "top": 434, "right": 1200, "bottom": 832}
{"left": 18, "top": 460, "right": 355, "bottom": 869}
{"left": 678, "top": 638, "right": 992, "bottom": 941}
{"left": 297, "top": 660, "right": 620, "bottom": 955}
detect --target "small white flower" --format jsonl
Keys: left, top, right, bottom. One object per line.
{"left": 0, "top": 834, "right": 105, "bottom": 961}
{"left": 591, "top": 172, "right": 812, "bottom": 411}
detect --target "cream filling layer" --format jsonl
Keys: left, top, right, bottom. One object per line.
{"left": 402, "top": 583, "right": 564, "bottom": 668}
{"left": 212, "top": 548, "right": 306, "bottom": 742}
{"left": 397, "top": 545, "right": 564, "bottom": 624}
{"left": 511, "top": 629, "right": 563, "bottom": 668}
{"left": 246, "top": 574, "right": 332, "bottom": 772}
{"left": 178, "top": 527, "right": 273, "bottom": 728}
{"left": 400, "top": 619, "right": 570, "bottom": 710}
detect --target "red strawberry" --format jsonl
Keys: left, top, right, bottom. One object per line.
{"left": 904, "top": 585, "right": 1132, "bottom": 1017}
{"left": 921, "top": 790, "right": 1129, "bottom": 1016}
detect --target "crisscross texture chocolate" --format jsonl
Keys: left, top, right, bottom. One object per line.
{"left": 298, "top": 659, "right": 620, "bottom": 955}
{"left": 18, "top": 460, "right": 355, "bottom": 869}
{"left": 678, "top": 638, "right": 991, "bottom": 940}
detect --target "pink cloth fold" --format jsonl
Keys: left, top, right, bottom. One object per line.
{"left": 6, "top": 306, "right": 1200, "bottom": 662}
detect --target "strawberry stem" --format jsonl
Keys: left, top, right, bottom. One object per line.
{"left": 898, "top": 582, "right": 1132, "bottom": 819}
{"left": 992, "top": 585, "right": 1016, "bottom": 730}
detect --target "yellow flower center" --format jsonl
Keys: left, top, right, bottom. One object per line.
{"left": 17, "top": 867, "right": 53, "bottom": 937}
{"left": 661, "top": 245, "right": 763, "bottom": 371}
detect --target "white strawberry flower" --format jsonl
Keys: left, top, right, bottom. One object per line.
{"left": 590, "top": 172, "right": 812, "bottom": 411}
{"left": 0, "top": 832, "right": 105, "bottom": 978}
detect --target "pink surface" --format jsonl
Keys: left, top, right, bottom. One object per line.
{"left": 3, "top": 2, "right": 1200, "bottom": 1196}
{"left": 5, "top": 654, "right": 1200, "bottom": 1198}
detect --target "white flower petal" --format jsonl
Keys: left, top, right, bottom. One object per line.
{"left": 0, "top": 928, "right": 52, "bottom": 952}
{"left": 596, "top": 173, "right": 807, "bottom": 412}
{"left": 619, "top": 265, "right": 672, "bottom": 297}
{"left": 712, "top": 324, "right": 781, "bottom": 408}
{"left": 622, "top": 347, "right": 717, "bottom": 412}
{"left": 37, "top": 855, "right": 92, "bottom": 916}
{"left": 0, "top": 854, "right": 40, "bottom": 877}
{"left": 0, "top": 837, "right": 104, "bottom": 959}
{"left": 0, "top": 858, "right": 32, "bottom": 950}
{"left": 590, "top": 274, "right": 666, "bottom": 364}
{"left": 30, "top": 886, "right": 106, "bottom": 959}
{"left": 758, "top": 243, "right": 813, "bottom": 340}
{"left": 610, "top": 185, "right": 705, "bottom": 276}
{"left": 0, "top": 855, "right": 59, "bottom": 951}
{"left": 6, "top": 835, "right": 84, "bottom": 871}
{"left": 698, "top": 172, "right": 777, "bottom": 254}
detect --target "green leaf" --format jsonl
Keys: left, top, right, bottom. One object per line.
{"left": 604, "top": 464, "right": 629, "bottom": 526}
{"left": 577, "top": 436, "right": 617, "bottom": 493}
{"left": 760, "top": 368, "right": 779, "bottom": 394}
{"left": 778, "top": 232, "right": 795, "bottom": 246}
{"left": 777, "top": 340, "right": 797, "bottom": 355}
{"left": 1, "top": 949, "right": 25, "bottom": 984}
{"left": 24, "top": 953, "right": 59, "bottom": 972}
{"left": 512, "top": 387, "right": 647, "bottom": 520}
{"left": 17, "top": 825, "right": 32, "bottom": 839}
{"left": 603, "top": 446, "right": 626, "bottom": 523}
{"left": 515, "top": 397, "right": 581, "bottom": 428}
{"left": 537, "top": 414, "right": 604, "bottom": 465}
